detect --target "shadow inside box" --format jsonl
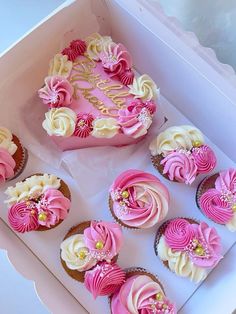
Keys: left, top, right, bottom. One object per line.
{"left": 20, "top": 93, "right": 62, "bottom": 158}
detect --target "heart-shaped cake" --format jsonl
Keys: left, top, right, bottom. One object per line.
{"left": 38, "top": 33, "right": 158, "bottom": 151}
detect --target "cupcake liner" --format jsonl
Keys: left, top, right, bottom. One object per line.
{"left": 151, "top": 154, "right": 183, "bottom": 183}
{"left": 60, "top": 221, "right": 119, "bottom": 283}
{"left": 108, "top": 195, "right": 139, "bottom": 230}
{"left": 195, "top": 173, "right": 219, "bottom": 209}
{"left": 154, "top": 217, "right": 200, "bottom": 273}
{"left": 8, "top": 135, "right": 28, "bottom": 181}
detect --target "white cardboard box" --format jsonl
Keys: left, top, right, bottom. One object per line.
{"left": 0, "top": 1, "right": 235, "bottom": 313}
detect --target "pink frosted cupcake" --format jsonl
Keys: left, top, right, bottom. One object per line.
{"left": 0, "top": 126, "right": 28, "bottom": 183}
{"left": 109, "top": 170, "right": 170, "bottom": 229}
{"left": 5, "top": 173, "right": 71, "bottom": 233}
{"left": 110, "top": 268, "right": 176, "bottom": 314}
{"left": 155, "top": 218, "right": 223, "bottom": 283}
{"left": 84, "top": 261, "right": 126, "bottom": 299}
{"left": 196, "top": 168, "right": 236, "bottom": 232}
{"left": 149, "top": 125, "right": 217, "bottom": 185}
{"left": 60, "top": 220, "right": 123, "bottom": 282}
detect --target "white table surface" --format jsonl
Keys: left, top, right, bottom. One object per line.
{"left": 0, "top": 1, "right": 235, "bottom": 314}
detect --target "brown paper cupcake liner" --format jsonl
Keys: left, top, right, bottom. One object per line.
{"left": 23, "top": 173, "right": 71, "bottom": 232}
{"left": 108, "top": 195, "right": 139, "bottom": 230}
{"left": 60, "top": 221, "right": 119, "bottom": 283}
{"left": 8, "top": 135, "right": 28, "bottom": 181}
{"left": 195, "top": 173, "right": 219, "bottom": 209}
{"left": 154, "top": 217, "right": 200, "bottom": 272}
{"left": 151, "top": 154, "right": 176, "bottom": 182}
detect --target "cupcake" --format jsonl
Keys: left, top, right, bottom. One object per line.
{"left": 109, "top": 170, "right": 170, "bottom": 229}
{"left": 5, "top": 173, "right": 71, "bottom": 232}
{"left": 0, "top": 126, "right": 27, "bottom": 183}
{"left": 110, "top": 268, "right": 176, "bottom": 313}
{"left": 155, "top": 218, "right": 222, "bottom": 283}
{"left": 196, "top": 168, "right": 236, "bottom": 232}
{"left": 149, "top": 125, "right": 217, "bottom": 185}
{"left": 84, "top": 261, "right": 126, "bottom": 299}
{"left": 60, "top": 220, "right": 123, "bottom": 282}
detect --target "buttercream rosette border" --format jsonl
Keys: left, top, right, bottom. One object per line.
{"left": 38, "top": 33, "right": 159, "bottom": 139}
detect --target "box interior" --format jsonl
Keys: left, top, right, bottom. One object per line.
{"left": 0, "top": 0, "right": 235, "bottom": 313}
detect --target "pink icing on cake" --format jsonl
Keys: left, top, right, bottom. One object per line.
{"left": 39, "top": 35, "right": 158, "bottom": 151}
{"left": 37, "top": 188, "right": 70, "bottom": 228}
{"left": 111, "top": 274, "right": 176, "bottom": 314}
{"left": 84, "top": 262, "right": 125, "bottom": 299}
{"left": 118, "top": 101, "right": 153, "bottom": 138}
{"left": 8, "top": 201, "right": 39, "bottom": 233}
{"left": 163, "top": 218, "right": 222, "bottom": 268}
{"left": 70, "top": 39, "right": 86, "bottom": 55}
{"left": 119, "top": 69, "right": 134, "bottom": 86}
{"left": 192, "top": 145, "right": 217, "bottom": 174}
{"left": 73, "top": 113, "right": 94, "bottom": 138}
{"left": 38, "top": 76, "right": 73, "bottom": 108}
{"left": 0, "top": 148, "right": 16, "bottom": 183}
{"left": 100, "top": 43, "right": 132, "bottom": 77}
{"left": 164, "top": 218, "right": 196, "bottom": 251}
{"left": 110, "top": 170, "right": 169, "bottom": 229}
{"left": 62, "top": 47, "right": 78, "bottom": 62}
{"left": 84, "top": 221, "right": 123, "bottom": 261}
{"left": 161, "top": 151, "right": 198, "bottom": 185}
{"left": 199, "top": 188, "right": 233, "bottom": 224}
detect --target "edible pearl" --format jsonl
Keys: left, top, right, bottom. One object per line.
{"left": 95, "top": 241, "right": 104, "bottom": 250}
{"left": 155, "top": 292, "right": 163, "bottom": 301}
{"left": 194, "top": 246, "right": 205, "bottom": 256}
{"left": 38, "top": 212, "right": 47, "bottom": 221}
{"left": 121, "top": 190, "right": 129, "bottom": 199}
{"left": 162, "top": 304, "right": 168, "bottom": 310}
{"left": 232, "top": 204, "right": 236, "bottom": 212}
{"left": 78, "top": 250, "right": 86, "bottom": 260}
{"left": 192, "top": 140, "right": 202, "bottom": 147}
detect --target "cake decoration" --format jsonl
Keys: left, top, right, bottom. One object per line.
{"left": 109, "top": 170, "right": 169, "bottom": 229}
{"left": 60, "top": 220, "right": 123, "bottom": 282}
{"left": 155, "top": 218, "right": 223, "bottom": 282}
{"left": 0, "top": 126, "right": 27, "bottom": 183}
{"left": 84, "top": 262, "right": 125, "bottom": 299}
{"left": 110, "top": 271, "right": 176, "bottom": 314}
{"left": 6, "top": 174, "right": 71, "bottom": 232}
{"left": 38, "top": 33, "right": 158, "bottom": 150}
{"left": 149, "top": 125, "right": 217, "bottom": 184}
{"left": 197, "top": 168, "right": 236, "bottom": 231}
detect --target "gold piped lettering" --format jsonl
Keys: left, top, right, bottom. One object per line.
{"left": 71, "top": 56, "right": 130, "bottom": 116}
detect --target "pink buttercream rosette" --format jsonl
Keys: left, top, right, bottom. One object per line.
{"left": 159, "top": 144, "right": 217, "bottom": 185}
{"left": 84, "top": 221, "right": 123, "bottom": 261}
{"left": 0, "top": 148, "right": 16, "bottom": 183}
{"left": 38, "top": 76, "right": 73, "bottom": 108}
{"left": 197, "top": 169, "right": 236, "bottom": 229}
{"left": 118, "top": 100, "right": 156, "bottom": 139}
{"left": 109, "top": 169, "right": 169, "bottom": 229}
{"left": 8, "top": 186, "right": 71, "bottom": 233}
{"left": 84, "top": 262, "right": 125, "bottom": 299}
{"left": 159, "top": 218, "right": 222, "bottom": 269}
{"left": 100, "top": 43, "right": 133, "bottom": 78}
{"left": 110, "top": 271, "right": 176, "bottom": 314}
